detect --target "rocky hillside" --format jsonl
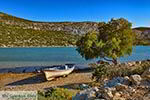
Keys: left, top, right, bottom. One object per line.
{"left": 0, "top": 12, "right": 98, "bottom": 34}
{"left": 0, "top": 12, "right": 150, "bottom": 47}
{"left": 133, "top": 27, "right": 150, "bottom": 45}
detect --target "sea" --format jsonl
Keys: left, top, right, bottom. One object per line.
{"left": 0, "top": 46, "right": 150, "bottom": 68}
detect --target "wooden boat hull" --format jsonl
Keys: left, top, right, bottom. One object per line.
{"left": 43, "top": 66, "right": 74, "bottom": 81}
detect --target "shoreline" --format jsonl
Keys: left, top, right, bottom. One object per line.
{"left": 0, "top": 45, "right": 149, "bottom": 48}
{"left": 0, "top": 59, "right": 150, "bottom": 92}
{"left": 0, "top": 59, "right": 149, "bottom": 74}
{"left": 0, "top": 45, "right": 76, "bottom": 48}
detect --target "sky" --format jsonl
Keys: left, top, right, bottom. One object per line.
{"left": 0, "top": 0, "right": 150, "bottom": 27}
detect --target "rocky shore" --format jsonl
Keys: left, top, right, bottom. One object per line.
{"left": 0, "top": 60, "right": 150, "bottom": 100}
{"left": 73, "top": 60, "right": 150, "bottom": 100}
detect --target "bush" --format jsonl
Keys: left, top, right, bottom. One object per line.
{"left": 92, "top": 61, "right": 150, "bottom": 82}
{"left": 38, "top": 88, "right": 76, "bottom": 100}
{"left": 92, "top": 64, "right": 109, "bottom": 81}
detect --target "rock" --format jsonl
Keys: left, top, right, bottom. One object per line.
{"left": 104, "top": 77, "right": 126, "bottom": 88}
{"left": 114, "top": 92, "right": 121, "bottom": 97}
{"left": 123, "top": 76, "right": 131, "bottom": 85}
{"left": 127, "top": 61, "right": 136, "bottom": 66}
{"left": 130, "top": 74, "right": 142, "bottom": 85}
{"left": 143, "top": 93, "right": 150, "bottom": 100}
{"left": 135, "top": 61, "right": 142, "bottom": 65}
{"left": 113, "top": 97, "right": 126, "bottom": 100}
{"left": 102, "top": 88, "right": 114, "bottom": 99}
{"left": 142, "top": 67, "right": 150, "bottom": 80}
{"left": 72, "top": 87, "right": 98, "bottom": 100}
{"left": 80, "top": 84, "right": 89, "bottom": 90}
{"left": 115, "top": 84, "right": 128, "bottom": 91}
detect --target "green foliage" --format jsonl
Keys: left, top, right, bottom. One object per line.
{"left": 76, "top": 18, "right": 134, "bottom": 64}
{"left": 0, "top": 22, "right": 79, "bottom": 47}
{"left": 92, "top": 61, "right": 150, "bottom": 82}
{"left": 38, "top": 88, "right": 76, "bottom": 100}
{"left": 92, "top": 64, "right": 109, "bottom": 81}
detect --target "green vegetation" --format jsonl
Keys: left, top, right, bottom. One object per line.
{"left": 76, "top": 18, "right": 134, "bottom": 64}
{"left": 0, "top": 22, "right": 79, "bottom": 47}
{"left": 133, "top": 27, "right": 150, "bottom": 32}
{"left": 0, "top": 12, "right": 150, "bottom": 47}
{"left": 134, "top": 39, "right": 150, "bottom": 46}
{"left": 92, "top": 60, "right": 150, "bottom": 82}
{"left": 0, "top": 12, "right": 32, "bottom": 23}
{"left": 38, "top": 88, "right": 76, "bottom": 100}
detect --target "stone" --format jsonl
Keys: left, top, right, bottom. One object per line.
{"left": 114, "top": 92, "right": 121, "bottom": 97}
{"left": 128, "top": 61, "right": 136, "bottom": 66}
{"left": 80, "top": 84, "right": 89, "bottom": 89}
{"left": 72, "top": 87, "right": 98, "bottom": 100}
{"left": 142, "top": 67, "right": 150, "bottom": 79}
{"left": 123, "top": 76, "right": 131, "bottom": 85}
{"left": 115, "top": 84, "right": 128, "bottom": 91}
{"left": 113, "top": 97, "right": 126, "bottom": 100}
{"left": 135, "top": 61, "right": 142, "bottom": 65}
{"left": 102, "top": 88, "right": 114, "bottom": 99}
{"left": 104, "top": 77, "right": 125, "bottom": 88}
{"left": 130, "top": 74, "right": 142, "bottom": 85}
{"left": 143, "top": 93, "right": 150, "bottom": 100}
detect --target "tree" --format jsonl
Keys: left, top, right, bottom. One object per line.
{"left": 76, "top": 18, "right": 133, "bottom": 64}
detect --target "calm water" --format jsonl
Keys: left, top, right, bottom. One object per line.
{"left": 0, "top": 46, "right": 150, "bottom": 68}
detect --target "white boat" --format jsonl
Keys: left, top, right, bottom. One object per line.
{"left": 43, "top": 65, "right": 75, "bottom": 81}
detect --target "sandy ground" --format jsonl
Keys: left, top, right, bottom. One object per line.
{"left": 0, "top": 71, "right": 93, "bottom": 91}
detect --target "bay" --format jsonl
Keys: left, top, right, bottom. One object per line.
{"left": 0, "top": 46, "right": 150, "bottom": 68}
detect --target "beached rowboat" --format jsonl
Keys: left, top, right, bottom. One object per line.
{"left": 43, "top": 65, "right": 75, "bottom": 81}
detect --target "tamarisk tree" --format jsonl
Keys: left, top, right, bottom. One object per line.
{"left": 76, "top": 18, "right": 133, "bottom": 64}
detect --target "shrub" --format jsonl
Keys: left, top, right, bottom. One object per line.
{"left": 38, "top": 88, "right": 76, "bottom": 100}
{"left": 92, "top": 61, "right": 150, "bottom": 82}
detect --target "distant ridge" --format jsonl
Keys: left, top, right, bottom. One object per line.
{"left": 133, "top": 27, "right": 150, "bottom": 32}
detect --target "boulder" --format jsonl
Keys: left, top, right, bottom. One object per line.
{"left": 113, "top": 97, "right": 126, "bottom": 100}
{"left": 102, "top": 88, "right": 114, "bottom": 99}
{"left": 104, "top": 77, "right": 128, "bottom": 88}
{"left": 135, "top": 61, "right": 142, "bottom": 65}
{"left": 79, "top": 84, "right": 89, "bottom": 90}
{"left": 123, "top": 76, "right": 131, "bottom": 85}
{"left": 142, "top": 67, "right": 150, "bottom": 79}
{"left": 130, "top": 74, "right": 142, "bottom": 85}
{"left": 115, "top": 84, "right": 128, "bottom": 91}
{"left": 114, "top": 92, "right": 121, "bottom": 97}
{"left": 72, "top": 87, "right": 99, "bottom": 100}
{"left": 127, "top": 61, "right": 136, "bottom": 66}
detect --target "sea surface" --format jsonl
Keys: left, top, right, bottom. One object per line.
{"left": 0, "top": 46, "right": 150, "bottom": 68}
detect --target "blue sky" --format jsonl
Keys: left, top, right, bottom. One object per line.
{"left": 0, "top": 0, "right": 150, "bottom": 27}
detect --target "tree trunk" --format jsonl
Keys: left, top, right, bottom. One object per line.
{"left": 112, "top": 58, "right": 118, "bottom": 65}
{"left": 103, "top": 57, "right": 118, "bottom": 65}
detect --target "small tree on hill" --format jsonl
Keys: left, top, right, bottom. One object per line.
{"left": 76, "top": 18, "right": 133, "bottom": 65}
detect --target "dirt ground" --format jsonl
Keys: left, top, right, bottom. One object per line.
{"left": 0, "top": 71, "right": 93, "bottom": 91}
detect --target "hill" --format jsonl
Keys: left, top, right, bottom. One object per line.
{"left": 133, "top": 27, "right": 150, "bottom": 32}
{"left": 132, "top": 27, "right": 150, "bottom": 45}
{"left": 0, "top": 12, "right": 80, "bottom": 47}
{"left": 0, "top": 12, "right": 98, "bottom": 34}
{"left": 0, "top": 12, "right": 150, "bottom": 47}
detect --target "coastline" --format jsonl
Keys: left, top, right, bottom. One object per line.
{"left": 0, "top": 45, "right": 76, "bottom": 48}
{"left": 0, "top": 59, "right": 150, "bottom": 91}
